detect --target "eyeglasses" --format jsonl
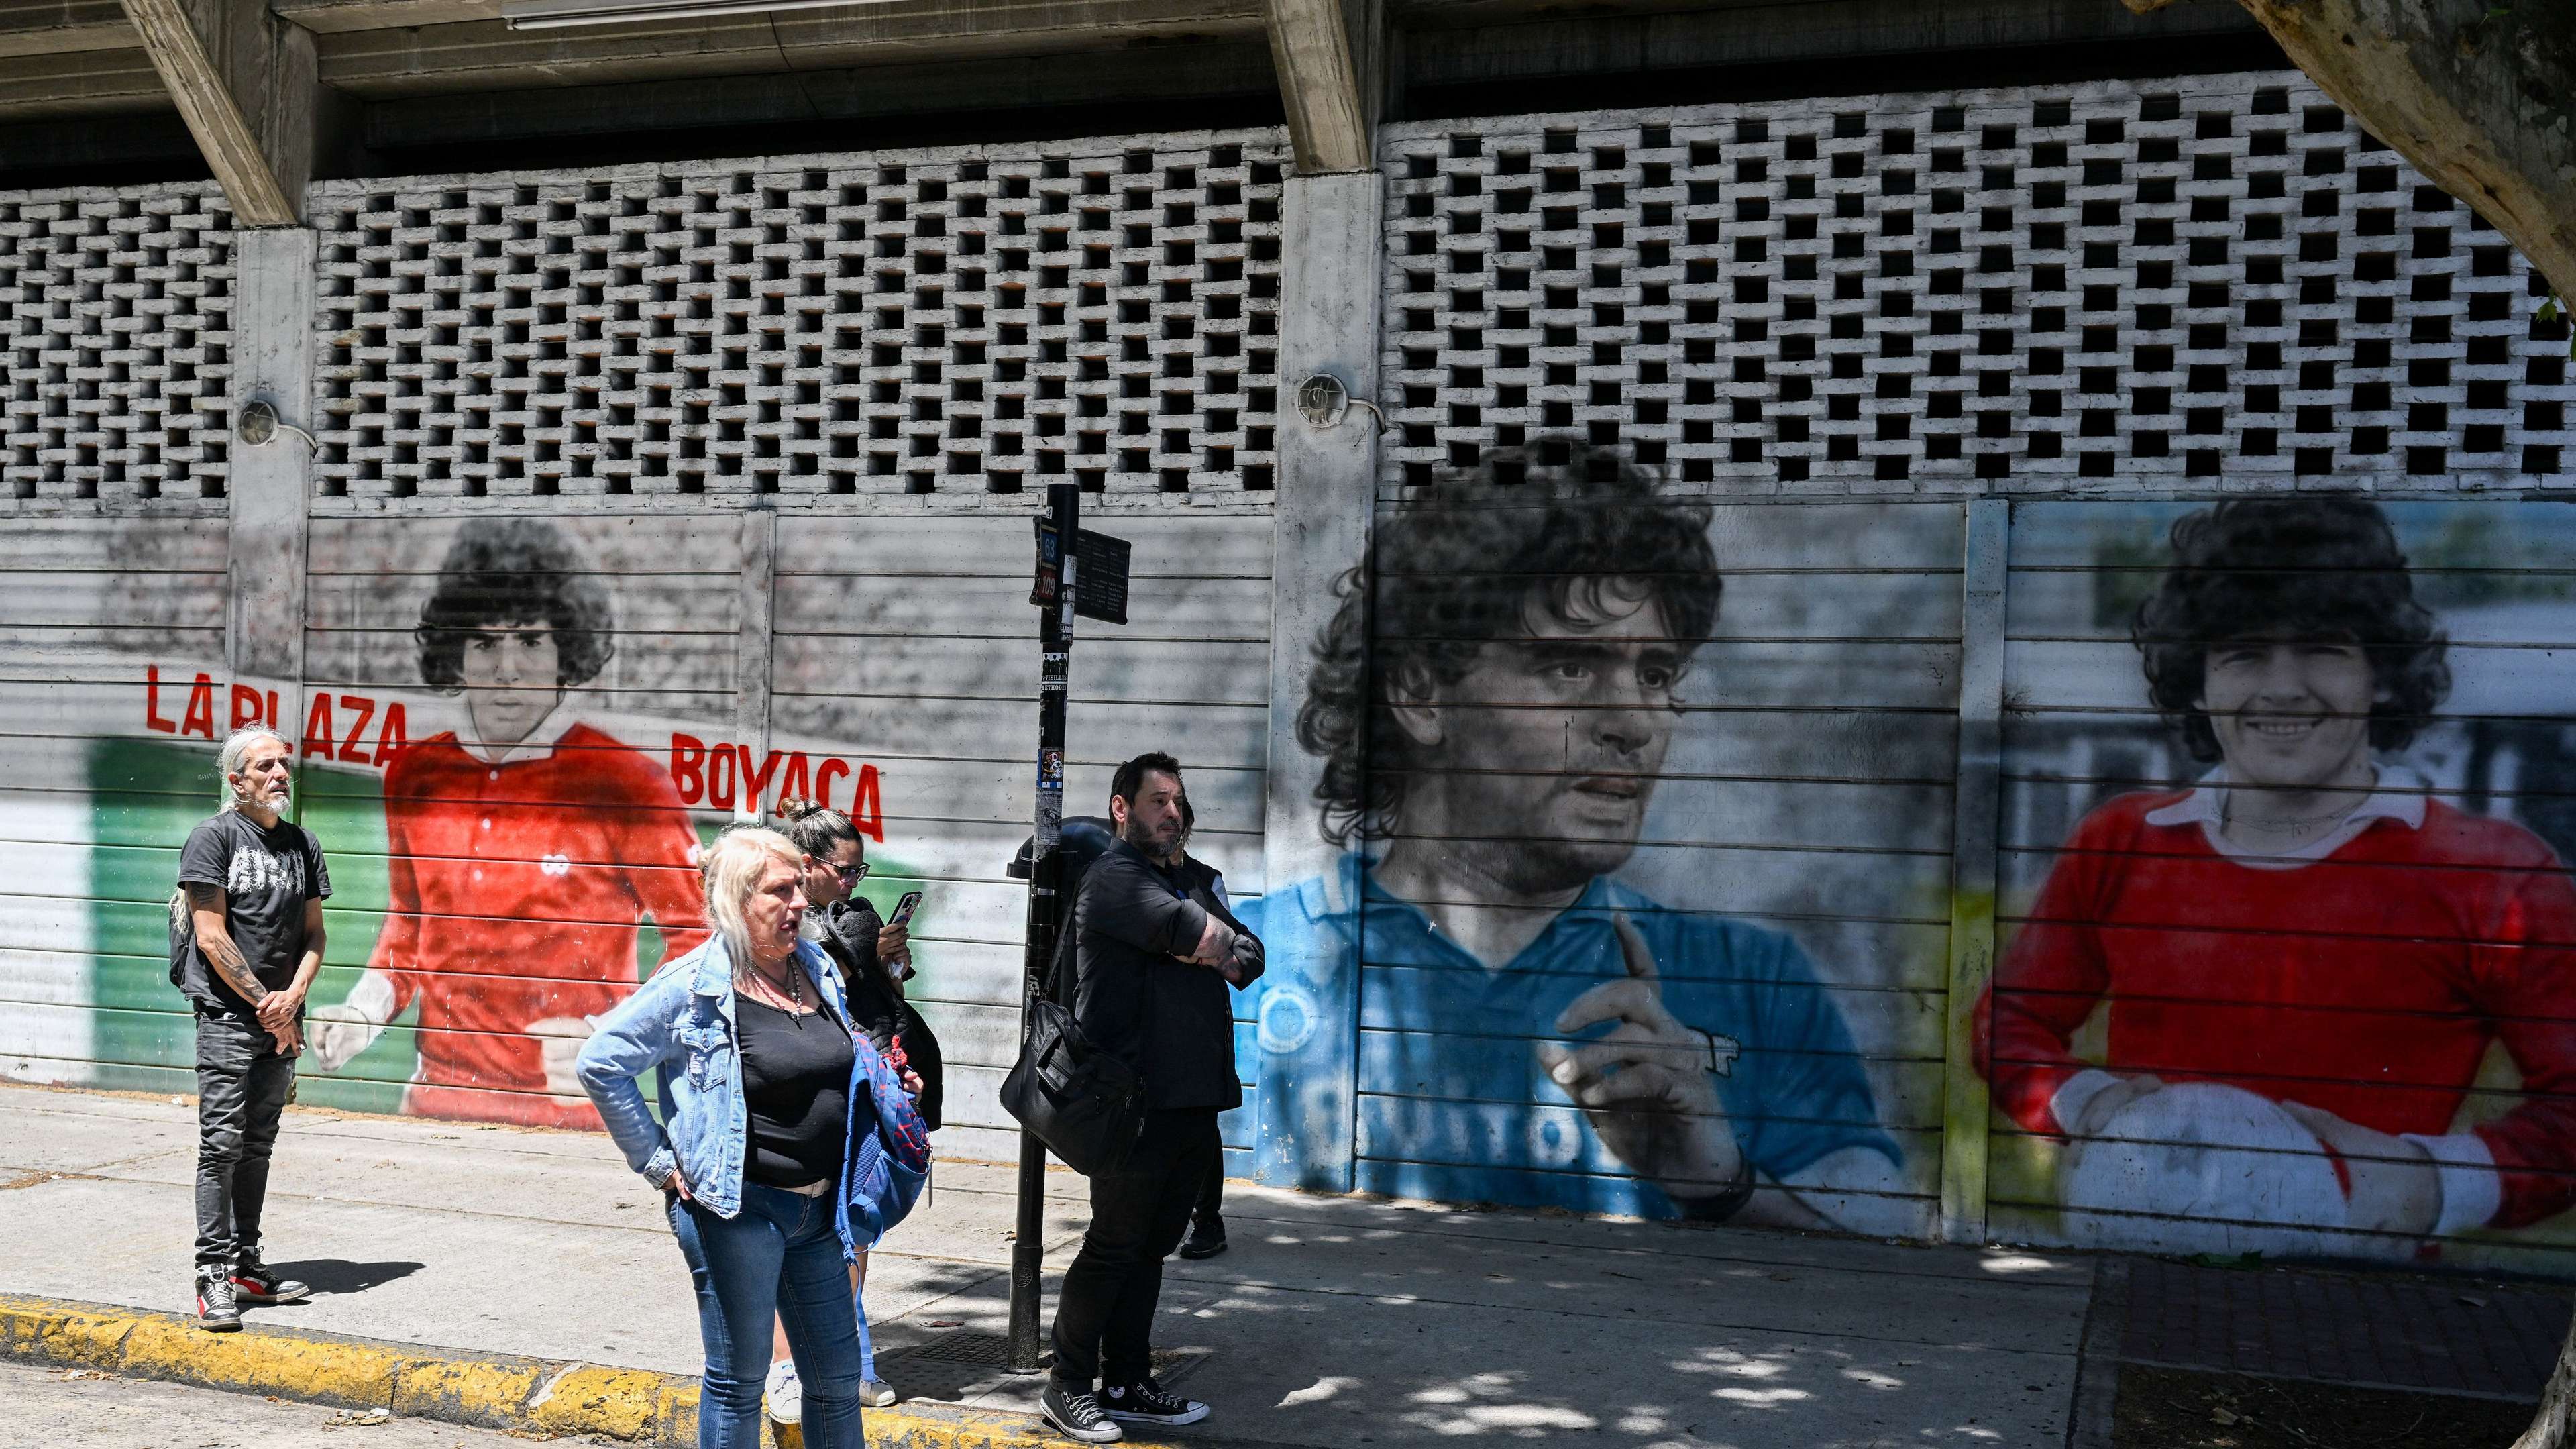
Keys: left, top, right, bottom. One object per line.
{"left": 835, "top": 862, "right": 871, "bottom": 885}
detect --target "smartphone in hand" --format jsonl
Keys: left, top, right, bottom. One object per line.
{"left": 890, "top": 890, "right": 924, "bottom": 926}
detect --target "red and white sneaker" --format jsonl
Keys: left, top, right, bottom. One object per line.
{"left": 195, "top": 1267, "right": 241, "bottom": 1332}
{"left": 231, "top": 1256, "right": 311, "bottom": 1305}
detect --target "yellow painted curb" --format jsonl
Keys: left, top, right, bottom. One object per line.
{"left": 0, "top": 1292, "right": 700, "bottom": 1445}
{"left": 0, "top": 1292, "right": 1170, "bottom": 1449}
{"left": 530, "top": 1362, "right": 669, "bottom": 1440}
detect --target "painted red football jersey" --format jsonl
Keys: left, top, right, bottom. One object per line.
{"left": 1980, "top": 791, "right": 2576, "bottom": 1230}
{"left": 368, "top": 722, "right": 708, "bottom": 1128}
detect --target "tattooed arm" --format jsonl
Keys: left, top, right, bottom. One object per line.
{"left": 188, "top": 883, "right": 301, "bottom": 1051}
{"left": 186, "top": 883, "right": 264, "bottom": 1004}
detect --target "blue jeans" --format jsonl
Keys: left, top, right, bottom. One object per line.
{"left": 669, "top": 1182, "right": 865, "bottom": 1449}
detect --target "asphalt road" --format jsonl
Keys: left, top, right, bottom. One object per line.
{"left": 0, "top": 1360, "right": 541, "bottom": 1448}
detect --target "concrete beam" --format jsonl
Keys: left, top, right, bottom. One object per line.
{"left": 360, "top": 41, "right": 1274, "bottom": 146}
{"left": 313, "top": 0, "right": 1256, "bottom": 96}
{"left": 0, "top": 0, "right": 135, "bottom": 57}
{"left": 0, "top": 47, "right": 167, "bottom": 119}
{"left": 1401, "top": 0, "right": 2264, "bottom": 87}
{"left": 115, "top": 0, "right": 319, "bottom": 223}
{"left": 1265, "top": 0, "right": 1377, "bottom": 174}
{"left": 0, "top": 110, "right": 201, "bottom": 177}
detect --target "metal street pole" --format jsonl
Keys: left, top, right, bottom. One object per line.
{"left": 1007, "top": 481, "right": 1079, "bottom": 1373}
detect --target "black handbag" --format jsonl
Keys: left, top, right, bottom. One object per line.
{"left": 1000, "top": 996, "right": 1147, "bottom": 1176}
{"left": 1000, "top": 883, "right": 1148, "bottom": 1175}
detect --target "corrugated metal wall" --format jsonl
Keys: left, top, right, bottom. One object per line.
{"left": 6, "top": 70, "right": 2576, "bottom": 1272}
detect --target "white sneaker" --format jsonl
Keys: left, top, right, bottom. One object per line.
{"left": 766, "top": 1358, "right": 803, "bottom": 1426}
{"left": 861, "top": 1377, "right": 897, "bottom": 1408}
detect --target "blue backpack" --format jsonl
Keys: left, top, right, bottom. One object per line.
{"left": 843, "top": 1033, "right": 932, "bottom": 1248}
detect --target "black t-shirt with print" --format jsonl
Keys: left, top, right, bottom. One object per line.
{"left": 170, "top": 811, "right": 332, "bottom": 1017}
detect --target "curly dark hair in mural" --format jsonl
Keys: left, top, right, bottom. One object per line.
{"left": 2132, "top": 496, "right": 2451, "bottom": 763}
{"left": 414, "top": 519, "right": 617, "bottom": 692}
{"left": 1298, "top": 444, "right": 1724, "bottom": 845}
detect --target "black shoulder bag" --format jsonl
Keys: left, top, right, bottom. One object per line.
{"left": 1000, "top": 878, "right": 1148, "bottom": 1177}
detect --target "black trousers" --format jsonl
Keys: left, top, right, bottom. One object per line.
{"left": 194, "top": 1010, "right": 296, "bottom": 1269}
{"left": 1050, "top": 1107, "right": 1218, "bottom": 1391}
{"left": 1190, "top": 1155, "right": 1223, "bottom": 1237}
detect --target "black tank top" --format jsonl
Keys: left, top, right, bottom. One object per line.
{"left": 736, "top": 995, "right": 857, "bottom": 1190}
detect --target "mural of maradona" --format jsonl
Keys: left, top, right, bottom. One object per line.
{"left": 1980, "top": 496, "right": 2576, "bottom": 1260}
{"left": 1243, "top": 447, "right": 1909, "bottom": 1229}
{"left": 307, "top": 519, "right": 710, "bottom": 1128}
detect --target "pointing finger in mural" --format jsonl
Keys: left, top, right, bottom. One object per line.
{"left": 1613, "top": 912, "right": 1658, "bottom": 983}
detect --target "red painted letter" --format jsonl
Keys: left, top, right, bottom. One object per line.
{"left": 775, "top": 752, "right": 812, "bottom": 808}
{"left": 669, "top": 734, "right": 706, "bottom": 806}
{"left": 337, "top": 696, "right": 376, "bottom": 764}
{"left": 373, "top": 702, "right": 409, "bottom": 767}
{"left": 742, "top": 747, "right": 786, "bottom": 816}
{"left": 229, "top": 684, "right": 263, "bottom": 730}
{"left": 815, "top": 759, "right": 850, "bottom": 812}
{"left": 706, "top": 743, "right": 738, "bottom": 811}
{"left": 301, "top": 694, "right": 338, "bottom": 758}
{"left": 180, "top": 675, "right": 217, "bottom": 739}
{"left": 850, "top": 763, "right": 883, "bottom": 842}
{"left": 146, "top": 667, "right": 176, "bottom": 734}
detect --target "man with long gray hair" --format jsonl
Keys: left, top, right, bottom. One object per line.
{"left": 170, "top": 726, "right": 331, "bottom": 1330}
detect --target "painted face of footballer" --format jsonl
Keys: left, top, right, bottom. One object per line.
{"left": 460, "top": 623, "right": 565, "bottom": 751}
{"left": 1425, "top": 580, "right": 1685, "bottom": 898}
{"left": 2196, "top": 632, "right": 2381, "bottom": 794}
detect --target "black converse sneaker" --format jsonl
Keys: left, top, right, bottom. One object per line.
{"left": 1040, "top": 1383, "right": 1123, "bottom": 1444}
{"left": 195, "top": 1267, "right": 241, "bottom": 1332}
{"left": 231, "top": 1256, "right": 311, "bottom": 1305}
{"left": 1100, "top": 1377, "right": 1208, "bottom": 1427}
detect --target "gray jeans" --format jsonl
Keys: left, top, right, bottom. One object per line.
{"left": 194, "top": 1010, "right": 295, "bottom": 1269}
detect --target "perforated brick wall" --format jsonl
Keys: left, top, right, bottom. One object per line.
{"left": 0, "top": 184, "right": 235, "bottom": 508}
{"left": 306, "top": 132, "right": 1288, "bottom": 508}
{"left": 1377, "top": 73, "right": 2575, "bottom": 496}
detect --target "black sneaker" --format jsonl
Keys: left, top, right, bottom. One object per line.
{"left": 231, "top": 1257, "right": 311, "bottom": 1305}
{"left": 1101, "top": 1377, "right": 1208, "bottom": 1427}
{"left": 1042, "top": 1383, "right": 1122, "bottom": 1444}
{"left": 195, "top": 1268, "right": 241, "bottom": 1332}
{"left": 1177, "top": 1224, "right": 1227, "bottom": 1260}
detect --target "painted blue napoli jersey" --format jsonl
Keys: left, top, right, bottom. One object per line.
{"left": 1239, "top": 854, "right": 1900, "bottom": 1218}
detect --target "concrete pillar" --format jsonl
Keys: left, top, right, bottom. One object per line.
{"left": 733, "top": 506, "right": 778, "bottom": 820}
{"left": 1252, "top": 168, "right": 1386, "bottom": 1194}
{"left": 226, "top": 227, "right": 315, "bottom": 691}
{"left": 1938, "top": 498, "right": 2008, "bottom": 1244}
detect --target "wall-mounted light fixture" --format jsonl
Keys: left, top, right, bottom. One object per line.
{"left": 1294, "top": 371, "right": 1388, "bottom": 431}
{"left": 500, "top": 0, "right": 896, "bottom": 30}
{"left": 236, "top": 399, "right": 319, "bottom": 451}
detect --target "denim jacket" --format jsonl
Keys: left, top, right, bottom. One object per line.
{"left": 577, "top": 935, "right": 930, "bottom": 1252}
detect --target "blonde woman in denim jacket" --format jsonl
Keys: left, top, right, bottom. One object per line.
{"left": 578, "top": 826, "right": 929, "bottom": 1449}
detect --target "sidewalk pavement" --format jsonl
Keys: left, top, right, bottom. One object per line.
{"left": 0, "top": 1082, "right": 2555, "bottom": 1449}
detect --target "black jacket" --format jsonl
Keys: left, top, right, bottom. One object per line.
{"left": 1070, "top": 838, "right": 1264, "bottom": 1112}
{"left": 806, "top": 898, "right": 946, "bottom": 1130}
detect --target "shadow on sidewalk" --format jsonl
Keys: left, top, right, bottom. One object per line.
{"left": 263, "top": 1260, "right": 425, "bottom": 1298}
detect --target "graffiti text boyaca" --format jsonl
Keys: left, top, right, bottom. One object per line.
{"left": 667, "top": 733, "right": 885, "bottom": 841}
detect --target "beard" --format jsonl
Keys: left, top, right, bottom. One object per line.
{"left": 1448, "top": 832, "right": 1635, "bottom": 899}
{"left": 1121, "top": 815, "right": 1177, "bottom": 853}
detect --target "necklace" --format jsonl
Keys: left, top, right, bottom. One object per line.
{"left": 738, "top": 955, "right": 806, "bottom": 1020}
